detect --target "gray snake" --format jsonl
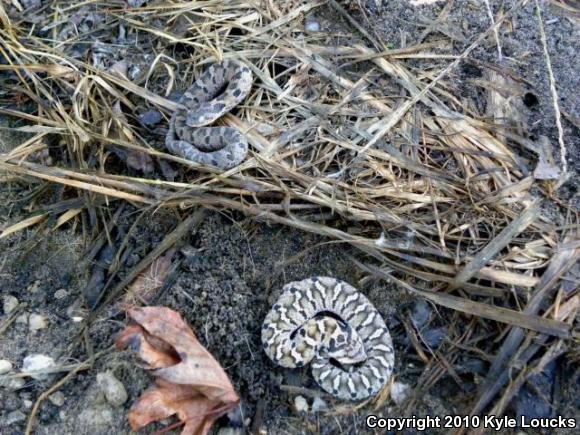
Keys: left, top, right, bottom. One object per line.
{"left": 165, "top": 60, "right": 253, "bottom": 170}
{"left": 261, "top": 276, "right": 395, "bottom": 401}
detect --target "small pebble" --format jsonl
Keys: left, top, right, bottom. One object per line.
{"left": 23, "top": 399, "right": 34, "bottom": 409}
{"left": 96, "top": 371, "right": 128, "bottom": 407}
{"left": 311, "top": 396, "right": 328, "bottom": 412}
{"left": 29, "top": 313, "right": 49, "bottom": 332}
{"left": 391, "top": 382, "right": 410, "bottom": 405}
{"left": 0, "top": 377, "right": 25, "bottom": 389}
{"left": 66, "top": 301, "right": 86, "bottom": 322}
{"left": 22, "top": 354, "right": 56, "bottom": 381}
{"left": 217, "top": 428, "right": 242, "bottom": 435}
{"left": 293, "top": 395, "right": 309, "bottom": 413}
{"left": 305, "top": 20, "right": 321, "bottom": 32}
{"left": 0, "top": 359, "right": 13, "bottom": 374}
{"left": 3, "top": 295, "right": 19, "bottom": 314}
{"left": 54, "top": 289, "right": 69, "bottom": 300}
{"left": 5, "top": 410, "right": 27, "bottom": 425}
{"left": 49, "top": 391, "right": 66, "bottom": 407}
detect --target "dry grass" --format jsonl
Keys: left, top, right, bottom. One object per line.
{"left": 0, "top": 0, "right": 578, "bottom": 429}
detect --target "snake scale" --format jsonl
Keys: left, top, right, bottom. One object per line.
{"left": 262, "top": 276, "right": 395, "bottom": 401}
{"left": 165, "top": 60, "right": 253, "bottom": 170}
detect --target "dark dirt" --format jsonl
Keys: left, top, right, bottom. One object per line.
{"left": 1, "top": 1, "right": 579, "bottom": 435}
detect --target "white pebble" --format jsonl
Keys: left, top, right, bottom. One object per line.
{"left": 0, "top": 377, "right": 25, "bottom": 389}
{"left": 217, "top": 428, "right": 242, "bottom": 435}
{"left": 3, "top": 295, "right": 19, "bottom": 314}
{"left": 305, "top": 20, "right": 321, "bottom": 32}
{"left": 66, "top": 302, "right": 86, "bottom": 322}
{"left": 23, "top": 399, "right": 34, "bottom": 409}
{"left": 22, "top": 354, "right": 56, "bottom": 380}
{"left": 29, "top": 313, "right": 49, "bottom": 331}
{"left": 294, "top": 395, "right": 309, "bottom": 413}
{"left": 96, "top": 371, "right": 128, "bottom": 407}
{"left": 49, "top": 391, "right": 66, "bottom": 407}
{"left": 54, "top": 289, "right": 69, "bottom": 300}
{"left": 0, "top": 359, "right": 13, "bottom": 374}
{"left": 391, "top": 381, "right": 410, "bottom": 405}
{"left": 311, "top": 396, "right": 328, "bottom": 412}
{"left": 5, "top": 410, "right": 26, "bottom": 425}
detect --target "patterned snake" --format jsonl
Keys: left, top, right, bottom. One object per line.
{"left": 165, "top": 60, "right": 253, "bottom": 170}
{"left": 262, "top": 276, "right": 394, "bottom": 401}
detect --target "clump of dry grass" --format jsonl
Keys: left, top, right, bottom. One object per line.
{"left": 0, "top": 0, "right": 577, "bottom": 426}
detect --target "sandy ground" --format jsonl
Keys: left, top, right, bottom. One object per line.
{"left": 1, "top": 1, "right": 578, "bottom": 434}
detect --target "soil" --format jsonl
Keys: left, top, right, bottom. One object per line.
{"left": 1, "top": 1, "right": 578, "bottom": 435}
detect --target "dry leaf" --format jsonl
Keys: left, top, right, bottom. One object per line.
{"left": 116, "top": 307, "right": 240, "bottom": 435}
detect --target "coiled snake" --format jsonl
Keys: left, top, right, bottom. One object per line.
{"left": 165, "top": 60, "right": 253, "bottom": 170}
{"left": 262, "top": 276, "right": 394, "bottom": 401}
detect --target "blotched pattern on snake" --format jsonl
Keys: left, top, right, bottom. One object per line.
{"left": 165, "top": 60, "right": 253, "bottom": 170}
{"left": 261, "top": 276, "right": 394, "bottom": 400}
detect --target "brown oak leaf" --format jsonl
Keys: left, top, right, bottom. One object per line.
{"left": 116, "top": 306, "right": 240, "bottom": 435}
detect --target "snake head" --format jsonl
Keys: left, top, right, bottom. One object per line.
{"left": 321, "top": 321, "right": 367, "bottom": 365}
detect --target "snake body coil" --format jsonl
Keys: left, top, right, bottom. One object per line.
{"left": 262, "top": 276, "right": 394, "bottom": 400}
{"left": 165, "top": 60, "right": 253, "bottom": 170}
